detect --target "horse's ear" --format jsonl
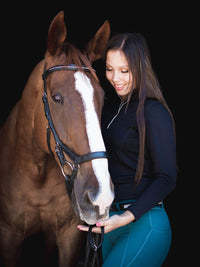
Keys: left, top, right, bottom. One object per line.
{"left": 45, "top": 11, "right": 67, "bottom": 57}
{"left": 85, "top": 21, "right": 110, "bottom": 62}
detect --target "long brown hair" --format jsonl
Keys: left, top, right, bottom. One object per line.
{"left": 105, "top": 33, "right": 175, "bottom": 184}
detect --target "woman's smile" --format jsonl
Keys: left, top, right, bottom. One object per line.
{"left": 114, "top": 83, "right": 126, "bottom": 91}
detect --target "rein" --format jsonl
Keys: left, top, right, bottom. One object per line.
{"left": 84, "top": 225, "right": 104, "bottom": 267}
{"left": 42, "top": 63, "right": 108, "bottom": 197}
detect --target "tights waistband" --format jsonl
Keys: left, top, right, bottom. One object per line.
{"left": 110, "top": 200, "right": 162, "bottom": 212}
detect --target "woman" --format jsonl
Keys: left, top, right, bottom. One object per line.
{"left": 77, "top": 33, "right": 177, "bottom": 266}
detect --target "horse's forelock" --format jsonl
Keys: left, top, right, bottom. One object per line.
{"left": 46, "top": 42, "right": 98, "bottom": 82}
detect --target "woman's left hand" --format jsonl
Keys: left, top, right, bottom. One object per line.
{"left": 77, "top": 210, "right": 135, "bottom": 234}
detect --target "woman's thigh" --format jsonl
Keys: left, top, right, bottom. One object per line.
{"left": 102, "top": 206, "right": 171, "bottom": 267}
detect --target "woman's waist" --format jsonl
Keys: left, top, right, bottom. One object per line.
{"left": 111, "top": 173, "right": 153, "bottom": 184}
{"left": 110, "top": 199, "right": 163, "bottom": 212}
{"left": 112, "top": 176, "right": 153, "bottom": 201}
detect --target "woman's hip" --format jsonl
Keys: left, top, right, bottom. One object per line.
{"left": 102, "top": 204, "right": 171, "bottom": 267}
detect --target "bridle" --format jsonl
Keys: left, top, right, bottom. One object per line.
{"left": 42, "top": 63, "right": 108, "bottom": 198}
{"left": 42, "top": 63, "right": 106, "bottom": 267}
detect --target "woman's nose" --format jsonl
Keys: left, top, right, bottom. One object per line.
{"left": 112, "top": 71, "right": 120, "bottom": 82}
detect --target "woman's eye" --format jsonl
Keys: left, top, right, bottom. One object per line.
{"left": 52, "top": 93, "right": 63, "bottom": 104}
{"left": 121, "top": 70, "right": 129, "bottom": 73}
{"left": 106, "top": 68, "right": 112, "bottom": 71}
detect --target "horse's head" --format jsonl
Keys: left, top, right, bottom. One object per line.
{"left": 42, "top": 11, "right": 114, "bottom": 224}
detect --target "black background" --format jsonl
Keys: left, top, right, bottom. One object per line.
{"left": 0, "top": 2, "right": 195, "bottom": 266}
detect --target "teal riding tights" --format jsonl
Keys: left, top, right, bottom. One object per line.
{"left": 102, "top": 204, "right": 171, "bottom": 267}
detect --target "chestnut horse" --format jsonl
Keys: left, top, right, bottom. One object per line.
{"left": 0, "top": 11, "right": 114, "bottom": 267}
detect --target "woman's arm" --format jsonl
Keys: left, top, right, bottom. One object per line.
{"left": 127, "top": 100, "right": 177, "bottom": 221}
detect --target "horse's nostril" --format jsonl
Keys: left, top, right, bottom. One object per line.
{"left": 87, "top": 191, "right": 108, "bottom": 216}
{"left": 87, "top": 191, "right": 97, "bottom": 204}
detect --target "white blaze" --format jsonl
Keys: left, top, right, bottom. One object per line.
{"left": 74, "top": 71, "right": 114, "bottom": 214}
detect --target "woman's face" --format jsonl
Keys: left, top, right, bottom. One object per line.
{"left": 106, "top": 50, "right": 133, "bottom": 99}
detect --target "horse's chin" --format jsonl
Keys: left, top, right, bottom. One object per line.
{"left": 71, "top": 193, "right": 110, "bottom": 225}
{"left": 79, "top": 209, "right": 109, "bottom": 225}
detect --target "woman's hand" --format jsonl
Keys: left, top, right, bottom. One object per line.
{"left": 77, "top": 210, "right": 135, "bottom": 234}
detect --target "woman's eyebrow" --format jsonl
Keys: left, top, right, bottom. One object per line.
{"left": 106, "top": 62, "right": 128, "bottom": 68}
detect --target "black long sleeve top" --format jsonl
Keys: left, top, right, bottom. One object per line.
{"left": 101, "top": 93, "right": 177, "bottom": 221}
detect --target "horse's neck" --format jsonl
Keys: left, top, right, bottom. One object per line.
{"left": 0, "top": 61, "right": 46, "bottom": 175}
{"left": 0, "top": 102, "right": 19, "bottom": 155}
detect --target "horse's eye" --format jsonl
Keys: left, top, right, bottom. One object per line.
{"left": 52, "top": 93, "right": 63, "bottom": 104}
